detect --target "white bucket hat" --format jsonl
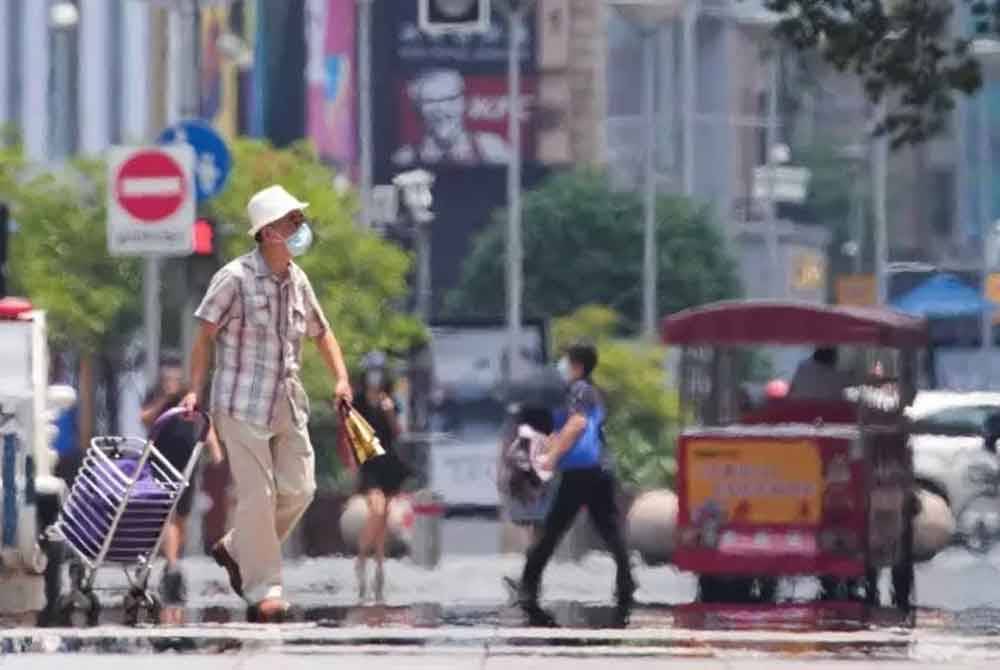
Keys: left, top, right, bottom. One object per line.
{"left": 247, "top": 185, "right": 310, "bottom": 237}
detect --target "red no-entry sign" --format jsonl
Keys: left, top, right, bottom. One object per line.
{"left": 107, "top": 145, "right": 195, "bottom": 257}
{"left": 114, "top": 150, "right": 188, "bottom": 222}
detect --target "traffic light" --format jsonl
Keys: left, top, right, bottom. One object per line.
{"left": 0, "top": 202, "right": 8, "bottom": 298}
{"left": 419, "top": 0, "right": 490, "bottom": 34}
{"left": 190, "top": 217, "right": 220, "bottom": 292}
{"left": 193, "top": 217, "right": 215, "bottom": 256}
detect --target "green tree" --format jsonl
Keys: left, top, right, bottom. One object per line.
{"left": 553, "top": 305, "right": 680, "bottom": 489}
{"left": 446, "top": 169, "right": 740, "bottom": 332}
{"left": 2, "top": 148, "right": 143, "bottom": 449}
{"left": 205, "top": 139, "right": 426, "bottom": 486}
{"left": 764, "top": 0, "right": 985, "bottom": 147}
{"left": 6, "top": 158, "right": 142, "bottom": 353}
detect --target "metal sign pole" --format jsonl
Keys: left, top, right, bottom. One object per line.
{"left": 358, "top": 0, "right": 374, "bottom": 229}
{"left": 641, "top": 27, "right": 657, "bottom": 339}
{"left": 872, "top": 100, "right": 889, "bottom": 307}
{"left": 980, "top": 88, "right": 994, "bottom": 385}
{"left": 505, "top": 1, "right": 528, "bottom": 384}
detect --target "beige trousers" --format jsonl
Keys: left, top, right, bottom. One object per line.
{"left": 213, "top": 382, "right": 316, "bottom": 603}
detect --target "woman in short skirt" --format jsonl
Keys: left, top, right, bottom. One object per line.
{"left": 353, "top": 353, "right": 409, "bottom": 600}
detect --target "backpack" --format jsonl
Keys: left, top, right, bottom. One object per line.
{"left": 500, "top": 424, "right": 551, "bottom": 506}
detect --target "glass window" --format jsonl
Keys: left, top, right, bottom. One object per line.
{"left": 910, "top": 405, "right": 1000, "bottom": 435}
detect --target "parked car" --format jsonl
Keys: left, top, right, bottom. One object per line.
{"left": 907, "top": 391, "right": 1000, "bottom": 551}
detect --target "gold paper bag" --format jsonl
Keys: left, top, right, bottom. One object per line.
{"left": 344, "top": 405, "right": 386, "bottom": 466}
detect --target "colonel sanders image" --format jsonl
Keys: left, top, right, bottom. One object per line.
{"left": 393, "top": 69, "right": 511, "bottom": 167}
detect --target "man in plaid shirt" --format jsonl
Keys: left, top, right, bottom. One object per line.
{"left": 181, "top": 185, "right": 352, "bottom": 622}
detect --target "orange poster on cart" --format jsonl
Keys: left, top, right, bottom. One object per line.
{"left": 686, "top": 439, "right": 823, "bottom": 525}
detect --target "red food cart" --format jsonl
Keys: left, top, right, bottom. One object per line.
{"left": 662, "top": 300, "right": 928, "bottom": 610}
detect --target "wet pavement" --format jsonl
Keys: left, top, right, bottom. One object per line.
{"left": 6, "top": 535, "right": 1000, "bottom": 665}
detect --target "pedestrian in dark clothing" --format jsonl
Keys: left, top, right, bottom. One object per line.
{"left": 515, "top": 342, "right": 636, "bottom": 606}
{"left": 140, "top": 354, "right": 224, "bottom": 606}
{"left": 352, "top": 352, "right": 409, "bottom": 601}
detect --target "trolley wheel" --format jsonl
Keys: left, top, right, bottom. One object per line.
{"left": 123, "top": 588, "right": 161, "bottom": 626}
{"left": 862, "top": 566, "right": 880, "bottom": 606}
{"left": 67, "top": 560, "right": 86, "bottom": 590}
{"left": 754, "top": 577, "right": 778, "bottom": 603}
{"left": 56, "top": 590, "right": 100, "bottom": 627}
{"left": 698, "top": 576, "right": 759, "bottom": 603}
{"left": 891, "top": 497, "right": 916, "bottom": 611}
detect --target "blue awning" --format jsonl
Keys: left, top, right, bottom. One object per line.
{"left": 891, "top": 273, "right": 995, "bottom": 318}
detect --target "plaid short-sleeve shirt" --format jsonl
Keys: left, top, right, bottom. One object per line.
{"left": 194, "top": 249, "right": 330, "bottom": 428}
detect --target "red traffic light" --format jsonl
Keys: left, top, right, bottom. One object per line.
{"left": 193, "top": 218, "right": 214, "bottom": 256}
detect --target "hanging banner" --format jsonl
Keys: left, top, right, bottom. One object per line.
{"left": 306, "top": 0, "right": 356, "bottom": 166}
{"left": 200, "top": 5, "right": 238, "bottom": 141}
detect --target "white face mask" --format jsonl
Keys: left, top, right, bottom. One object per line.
{"left": 556, "top": 357, "right": 572, "bottom": 383}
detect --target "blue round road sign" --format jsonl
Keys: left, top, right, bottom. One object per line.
{"left": 157, "top": 119, "right": 232, "bottom": 203}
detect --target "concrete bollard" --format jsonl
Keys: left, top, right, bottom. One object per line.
{"left": 409, "top": 489, "right": 444, "bottom": 569}
{"left": 626, "top": 489, "right": 679, "bottom": 566}
{"left": 913, "top": 489, "right": 955, "bottom": 563}
{"left": 338, "top": 494, "right": 415, "bottom": 557}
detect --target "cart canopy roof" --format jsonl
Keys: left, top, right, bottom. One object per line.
{"left": 661, "top": 300, "right": 928, "bottom": 348}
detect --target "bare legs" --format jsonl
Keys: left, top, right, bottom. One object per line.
{"left": 162, "top": 515, "right": 186, "bottom": 569}
{"left": 357, "top": 488, "right": 391, "bottom": 601}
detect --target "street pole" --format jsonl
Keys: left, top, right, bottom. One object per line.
{"left": 763, "top": 50, "right": 780, "bottom": 299}
{"left": 641, "top": 29, "right": 657, "bottom": 339}
{"left": 505, "top": 1, "right": 529, "bottom": 384}
{"left": 416, "top": 217, "right": 433, "bottom": 323}
{"left": 50, "top": 11, "right": 76, "bottom": 161}
{"left": 147, "top": 0, "right": 199, "bottom": 387}
{"left": 681, "top": 0, "right": 697, "bottom": 198}
{"left": 979, "top": 87, "right": 993, "bottom": 385}
{"left": 179, "top": 0, "right": 201, "bottom": 383}
{"left": 850, "top": 150, "right": 865, "bottom": 275}
{"left": 358, "top": 0, "right": 373, "bottom": 229}
{"left": 872, "top": 99, "right": 889, "bottom": 306}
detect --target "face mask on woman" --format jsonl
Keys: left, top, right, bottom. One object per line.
{"left": 556, "top": 356, "right": 572, "bottom": 383}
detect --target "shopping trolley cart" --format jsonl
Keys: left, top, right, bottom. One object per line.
{"left": 45, "top": 407, "right": 210, "bottom": 625}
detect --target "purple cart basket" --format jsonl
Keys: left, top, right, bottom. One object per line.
{"left": 46, "top": 407, "right": 209, "bottom": 626}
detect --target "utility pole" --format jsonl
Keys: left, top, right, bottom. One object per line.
{"left": 502, "top": 0, "right": 532, "bottom": 384}
{"left": 358, "top": 0, "right": 374, "bottom": 229}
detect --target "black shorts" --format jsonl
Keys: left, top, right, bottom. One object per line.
{"left": 358, "top": 453, "right": 410, "bottom": 497}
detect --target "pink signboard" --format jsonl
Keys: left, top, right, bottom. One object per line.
{"left": 306, "top": 0, "right": 356, "bottom": 166}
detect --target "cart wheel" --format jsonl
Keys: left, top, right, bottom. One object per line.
{"left": 123, "top": 588, "right": 162, "bottom": 626}
{"left": 698, "top": 576, "right": 754, "bottom": 603}
{"left": 56, "top": 590, "right": 100, "bottom": 627}
{"left": 753, "top": 577, "right": 778, "bottom": 603}
{"left": 862, "top": 567, "right": 880, "bottom": 606}
{"left": 67, "top": 560, "right": 86, "bottom": 590}
{"left": 891, "top": 502, "right": 916, "bottom": 611}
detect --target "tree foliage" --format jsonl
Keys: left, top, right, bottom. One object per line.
{"left": 3, "top": 149, "right": 142, "bottom": 354}
{"left": 446, "top": 169, "right": 740, "bottom": 332}
{"left": 766, "top": 0, "right": 985, "bottom": 147}
{"left": 553, "top": 305, "right": 680, "bottom": 489}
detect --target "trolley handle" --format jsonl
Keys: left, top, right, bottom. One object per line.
{"left": 149, "top": 406, "right": 211, "bottom": 444}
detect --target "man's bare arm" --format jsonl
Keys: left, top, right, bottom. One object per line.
{"left": 180, "top": 319, "right": 218, "bottom": 411}
{"left": 315, "top": 330, "right": 353, "bottom": 403}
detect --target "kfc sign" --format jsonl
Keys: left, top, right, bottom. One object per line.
{"left": 393, "top": 70, "right": 537, "bottom": 168}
